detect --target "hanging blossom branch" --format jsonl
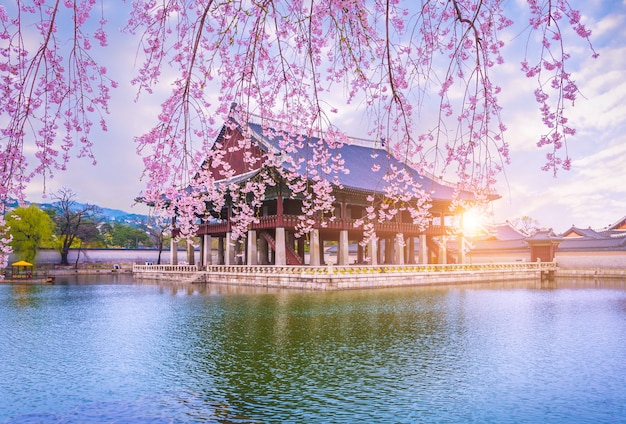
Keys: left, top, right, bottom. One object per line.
{"left": 523, "top": 0, "right": 597, "bottom": 175}
{"left": 0, "top": 1, "right": 115, "bottom": 271}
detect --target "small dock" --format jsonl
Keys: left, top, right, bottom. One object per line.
{"left": 133, "top": 262, "right": 558, "bottom": 291}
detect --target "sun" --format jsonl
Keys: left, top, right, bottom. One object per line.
{"left": 461, "top": 208, "right": 487, "bottom": 237}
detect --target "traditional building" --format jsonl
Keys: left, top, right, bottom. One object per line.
{"left": 173, "top": 117, "right": 491, "bottom": 267}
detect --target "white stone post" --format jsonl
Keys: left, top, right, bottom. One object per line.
{"left": 309, "top": 229, "right": 321, "bottom": 266}
{"left": 457, "top": 234, "right": 466, "bottom": 264}
{"left": 418, "top": 234, "right": 428, "bottom": 264}
{"left": 338, "top": 229, "right": 349, "bottom": 265}
{"left": 275, "top": 227, "right": 287, "bottom": 265}
{"left": 247, "top": 230, "right": 257, "bottom": 265}
{"left": 170, "top": 238, "right": 178, "bottom": 265}
{"left": 368, "top": 234, "right": 378, "bottom": 266}
{"left": 395, "top": 233, "right": 405, "bottom": 265}
{"left": 225, "top": 233, "right": 236, "bottom": 265}
{"left": 187, "top": 240, "right": 195, "bottom": 265}
{"left": 439, "top": 237, "right": 447, "bottom": 264}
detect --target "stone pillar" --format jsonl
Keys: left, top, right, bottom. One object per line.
{"left": 187, "top": 240, "right": 195, "bottom": 265}
{"left": 395, "top": 233, "right": 405, "bottom": 265}
{"left": 410, "top": 237, "right": 416, "bottom": 264}
{"left": 438, "top": 237, "right": 447, "bottom": 264}
{"left": 218, "top": 236, "right": 225, "bottom": 265}
{"left": 225, "top": 233, "right": 236, "bottom": 265}
{"left": 170, "top": 238, "right": 178, "bottom": 265}
{"left": 275, "top": 227, "right": 287, "bottom": 265}
{"left": 338, "top": 229, "right": 349, "bottom": 265}
{"left": 310, "top": 229, "right": 321, "bottom": 266}
{"left": 385, "top": 237, "right": 394, "bottom": 264}
{"left": 247, "top": 230, "right": 257, "bottom": 265}
{"left": 368, "top": 234, "right": 378, "bottom": 266}
{"left": 203, "top": 234, "right": 212, "bottom": 267}
{"left": 418, "top": 234, "right": 428, "bottom": 264}
{"left": 457, "top": 234, "right": 466, "bottom": 264}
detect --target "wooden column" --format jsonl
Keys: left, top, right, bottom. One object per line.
{"left": 297, "top": 237, "right": 305, "bottom": 261}
{"left": 258, "top": 234, "right": 269, "bottom": 264}
{"left": 276, "top": 195, "right": 284, "bottom": 226}
{"left": 217, "top": 236, "right": 225, "bottom": 265}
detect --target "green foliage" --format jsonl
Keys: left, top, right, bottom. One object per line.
{"left": 102, "top": 223, "right": 152, "bottom": 249}
{"left": 5, "top": 205, "right": 55, "bottom": 263}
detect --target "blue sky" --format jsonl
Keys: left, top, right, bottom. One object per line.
{"left": 21, "top": 0, "right": 626, "bottom": 233}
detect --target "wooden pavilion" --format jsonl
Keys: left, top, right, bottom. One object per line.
{"left": 170, "top": 117, "right": 495, "bottom": 267}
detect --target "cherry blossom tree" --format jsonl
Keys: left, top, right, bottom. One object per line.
{"left": 0, "top": 0, "right": 597, "bottom": 269}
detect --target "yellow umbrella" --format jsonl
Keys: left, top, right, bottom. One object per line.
{"left": 10, "top": 260, "right": 34, "bottom": 279}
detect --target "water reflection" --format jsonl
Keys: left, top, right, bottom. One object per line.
{"left": 0, "top": 278, "right": 625, "bottom": 423}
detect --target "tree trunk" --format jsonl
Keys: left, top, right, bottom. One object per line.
{"left": 157, "top": 240, "right": 163, "bottom": 265}
{"left": 60, "top": 249, "right": 70, "bottom": 266}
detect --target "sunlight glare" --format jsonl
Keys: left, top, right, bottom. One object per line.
{"left": 462, "top": 208, "right": 487, "bottom": 237}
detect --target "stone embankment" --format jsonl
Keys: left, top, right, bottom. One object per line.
{"left": 133, "top": 262, "right": 559, "bottom": 291}
{"left": 556, "top": 268, "right": 626, "bottom": 278}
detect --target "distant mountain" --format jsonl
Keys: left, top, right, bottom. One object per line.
{"left": 4, "top": 199, "right": 151, "bottom": 228}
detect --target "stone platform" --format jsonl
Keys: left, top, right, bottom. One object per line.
{"left": 133, "top": 262, "right": 558, "bottom": 291}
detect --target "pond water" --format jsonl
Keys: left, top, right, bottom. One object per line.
{"left": 1, "top": 275, "right": 625, "bottom": 423}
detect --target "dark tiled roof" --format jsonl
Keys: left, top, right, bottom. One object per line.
{"left": 467, "top": 223, "right": 528, "bottom": 251}
{"left": 561, "top": 226, "right": 605, "bottom": 239}
{"left": 476, "top": 223, "right": 528, "bottom": 241}
{"left": 470, "top": 238, "right": 529, "bottom": 252}
{"left": 605, "top": 215, "right": 626, "bottom": 231}
{"left": 558, "top": 236, "right": 626, "bottom": 251}
{"left": 525, "top": 229, "right": 563, "bottom": 243}
{"left": 246, "top": 121, "right": 481, "bottom": 201}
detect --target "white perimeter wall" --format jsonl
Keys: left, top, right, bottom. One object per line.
{"left": 555, "top": 251, "right": 626, "bottom": 269}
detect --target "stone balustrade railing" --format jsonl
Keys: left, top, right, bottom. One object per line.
{"left": 133, "top": 264, "right": 198, "bottom": 273}
{"left": 134, "top": 262, "right": 556, "bottom": 276}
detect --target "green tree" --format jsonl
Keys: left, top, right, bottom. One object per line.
{"left": 107, "top": 223, "right": 151, "bottom": 249}
{"left": 5, "top": 206, "right": 55, "bottom": 263}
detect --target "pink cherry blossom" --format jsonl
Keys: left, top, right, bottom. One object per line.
{"left": 0, "top": 1, "right": 597, "bottom": 266}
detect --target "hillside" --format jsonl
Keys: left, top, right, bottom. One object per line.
{"left": 4, "top": 198, "right": 151, "bottom": 228}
